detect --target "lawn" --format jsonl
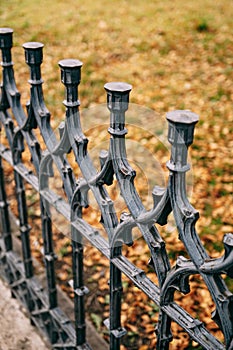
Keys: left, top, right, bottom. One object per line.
{"left": 0, "top": 0, "right": 233, "bottom": 349}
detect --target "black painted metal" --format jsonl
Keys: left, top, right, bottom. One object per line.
{"left": 0, "top": 28, "right": 232, "bottom": 350}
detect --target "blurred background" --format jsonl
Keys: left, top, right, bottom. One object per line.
{"left": 0, "top": 1, "right": 232, "bottom": 349}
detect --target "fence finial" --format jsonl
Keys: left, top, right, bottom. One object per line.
{"left": 166, "top": 110, "right": 199, "bottom": 172}
{"left": 23, "top": 42, "right": 44, "bottom": 85}
{"left": 59, "top": 59, "right": 83, "bottom": 107}
{"left": 104, "top": 82, "right": 132, "bottom": 136}
{"left": 0, "top": 28, "right": 13, "bottom": 66}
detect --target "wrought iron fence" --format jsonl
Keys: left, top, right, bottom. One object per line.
{"left": 0, "top": 28, "right": 232, "bottom": 350}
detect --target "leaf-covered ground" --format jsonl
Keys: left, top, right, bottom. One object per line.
{"left": 0, "top": 1, "right": 232, "bottom": 349}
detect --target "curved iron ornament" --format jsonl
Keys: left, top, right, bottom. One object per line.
{"left": 0, "top": 28, "right": 232, "bottom": 350}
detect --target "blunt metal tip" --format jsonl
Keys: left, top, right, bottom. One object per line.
{"left": 0, "top": 28, "right": 14, "bottom": 34}
{"left": 104, "top": 82, "right": 132, "bottom": 93}
{"left": 23, "top": 42, "right": 44, "bottom": 50}
{"left": 166, "top": 110, "right": 199, "bottom": 124}
{"left": 0, "top": 28, "right": 13, "bottom": 49}
{"left": 58, "top": 59, "right": 83, "bottom": 69}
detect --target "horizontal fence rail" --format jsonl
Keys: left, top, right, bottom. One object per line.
{"left": 0, "top": 28, "right": 232, "bottom": 350}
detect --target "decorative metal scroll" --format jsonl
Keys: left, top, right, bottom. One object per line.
{"left": 0, "top": 28, "right": 232, "bottom": 350}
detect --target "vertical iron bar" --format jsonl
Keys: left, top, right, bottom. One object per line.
{"left": 0, "top": 27, "right": 33, "bottom": 280}
{"left": 156, "top": 313, "right": 172, "bottom": 350}
{"left": 14, "top": 169, "right": 33, "bottom": 278}
{"left": 0, "top": 29, "right": 13, "bottom": 253}
{"left": 58, "top": 59, "right": 89, "bottom": 346}
{"left": 110, "top": 247, "right": 123, "bottom": 350}
{"left": 0, "top": 28, "right": 35, "bottom": 313}
{"left": 103, "top": 83, "right": 134, "bottom": 350}
{"left": 0, "top": 156, "right": 12, "bottom": 252}
{"left": 12, "top": 131, "right": 34, "bottom": 280}
{"left": 71, "top": 227, "right": 88, "bottom": 345}
{"left": 22, "top": 41, "right": 58, "bottom": 310}
{"left": 166, "top": 110, "right": 233, "bottom": 348}
{"left": 59, "top": 60, "right": 126, "bottom": 349}
{"left": 41, "top": 199, "right": 57, "bottom": 309}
